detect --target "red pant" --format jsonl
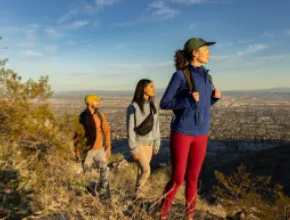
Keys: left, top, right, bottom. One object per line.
{"left": 161, "top": 132, "right": 208, "bottom": 217}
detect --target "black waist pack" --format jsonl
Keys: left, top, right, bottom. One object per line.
{"left": 134, "top": 107, "right": 154, "bottom": 136}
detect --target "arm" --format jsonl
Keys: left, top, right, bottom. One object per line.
{"left": 211, "top": 88, "right": 221, "bottom": 106}
{"left": 101, "top": 113, "right": 111, "bottom": 150}
{"left": 211, "top": 97, "right": 220, "bottom": 106}
{"left": 126, "top": 105, "right": 138, "bottom": 154}
{"left": 153, "top": 114, "right": 161, "bottom": 151}
{"left": 160, "top": 71, "right": 192, "bottom": 110}
{"left": 73, "top": 113, "right": 85, "bottom": 161}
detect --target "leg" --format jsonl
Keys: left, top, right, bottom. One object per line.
{"left": 185, "top": 134, "right": 208, "bottom": 217}
{"left": 83, "top": 150, "right": 95, "bottom": 173}
{"left": 161, "top": 132, "right": 192, "bottom": 218}
{"left": 93, "top": 148, "right": 109, "bottom": 189}
{"left": 135, "top": 145, "right": 151, "bottom": 198}
{"left": 144, "top": 144, "right": 153, "bottom": 164}
{"left": 140, "top": 144, "right": 153, "bottom": 194}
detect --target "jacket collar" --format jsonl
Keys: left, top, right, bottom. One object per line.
{"left": 188, "top": 64, "right": 209, "bottom": 76}
{"left": 85, "top": 108, "right": 98, "bottom": 115}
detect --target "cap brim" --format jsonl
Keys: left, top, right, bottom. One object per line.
{"left": 203, "top": 41, "right": 216, "bottom": 46}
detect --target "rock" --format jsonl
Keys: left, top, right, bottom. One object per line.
{"left": 108, "top": 159, "right": 128, "bottom": 169}
{"left": 194, "top": 211, "right": 224, "bottom": 220}
{"left": 205, "top": 194, "right": 219, "bottom": 205}
{"left": 235, "top": 210, "right": 247, "bottom": 220}
{"left": 158, "top": 163, "right": 168, "bottom": 168}
{"left": 247, "top": 213, "right": 261, "bottom": 220}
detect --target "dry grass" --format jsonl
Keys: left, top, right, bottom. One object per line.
{"left": 0, "top": 139, "right": 226, "bottom": 220}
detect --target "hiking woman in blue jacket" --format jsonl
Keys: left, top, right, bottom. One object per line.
{"left": 159, "top": 37, "right": 221, "bottom": 220}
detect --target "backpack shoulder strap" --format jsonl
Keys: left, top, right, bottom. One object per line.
{"left": 79, "top": 111, "right": 86, "bottom": 126}
{"left": 183, "top": 66, "right": 197, "bottom": 92}
{"left": 206, "top": 73, "right": 215, "bottom": 90}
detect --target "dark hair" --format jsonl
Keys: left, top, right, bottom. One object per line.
{"left": 132, "top": 79, "right": 157, "bottom": 114}
{"left": 174, "top": 49, "right": 192, "bottom": 70}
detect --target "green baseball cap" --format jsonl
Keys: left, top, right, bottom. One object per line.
{"left": 184, "top": 37, "right": 215, "bottom": 54}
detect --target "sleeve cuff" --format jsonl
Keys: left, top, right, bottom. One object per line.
{"left": 131, "top": 147, "right": 139, "bottom": 154}
{"left": 153, "top": 140, "right": 160, "bottom": 151}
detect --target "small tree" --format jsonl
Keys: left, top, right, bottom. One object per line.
{"left": 0, "top": 36, "right": 64, "bottom": 154}
{"left": 213, "top": 164, "right": 290, "bottom": 219}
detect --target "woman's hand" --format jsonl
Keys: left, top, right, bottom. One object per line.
{"left": 213, "top": 89, "right": 222, "bottom": 98}
{"left": 153, "top": 149, "right": 159, "bottom": 155}
{"left": 192, "top": 92, "right": 200, "bottom": 102}
{"left": 133, "top": 153, "right": 139, "bottom": 160}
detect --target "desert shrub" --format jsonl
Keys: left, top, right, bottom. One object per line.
{"left": 0, "top": 37, "right": 72, "bottom": 190}
{"left": 213, "top": 163, "right": 290, "bottom": 219}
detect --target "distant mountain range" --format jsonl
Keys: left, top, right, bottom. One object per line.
{"left": 52, "top": 87, "right": 290, "bottom": 99}
{"left": 224, "top": 87, "right": 290, "bottom": 93}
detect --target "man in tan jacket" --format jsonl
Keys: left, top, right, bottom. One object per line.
{"left": 74, "top": 94, "right": 111, "bottom": 199}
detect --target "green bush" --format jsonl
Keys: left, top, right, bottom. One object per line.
{"left": 213, "top": 164, "right": 290, "bottom": 219}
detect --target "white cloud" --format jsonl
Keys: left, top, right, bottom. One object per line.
{"left": 262, "top": 32, "right": 274, "bottom": 38}
{"left": 64, "top": 21, "right": 89, "bottom": 30}
{"left": 95, "top": 0, "right": 120, "bottom": 8}
{"left": 145, "top": 1, "right": 178, "bottom": 20}
{"left": 44, "top": 21, "right": 88, "bottom": 40}
{"left": 6, "top": 25, "right": 39, "bottom": 47}
{"left": 170, "top": 0, "right": 227, "bottom": 4}
{"left": 237, "top": 39, "right": 253, "bottom": 44}
{"left": 236, "top": 44, "right": 268, "bottom": 56}
{"left": 286, "top": 30, "right": 290, "bottom": 36}
{"left": 255, "top": 54, "right": 290, "bottom": 61}
{"left": 114, "top": 1, "right": 178, "bottom": 27}
{"left": 20, "top": 50, "right": 43, "bottom": 57}
{"left": 45, "top": 28, "right": 62, "bottom": 39}
{"left": 170, "top": 0, "right": 208, "bottom": 3}
{"left": 44, "top": 45, "right": 59, "bottom": 54}
{"left": 84, "top": 0, "right": 120, "bottom": 13}
{"left": 210, "top": 52, "right": 290, "bottom": 70}
{"left": 57, "top": 8, "right": 78, "bottom": 24}
{"left": 58, "top": 0, "right": 119, "bottom": 23}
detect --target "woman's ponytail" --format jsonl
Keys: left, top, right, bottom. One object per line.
{"left": 174, "top": 49, "right": 187, "bottom": 70}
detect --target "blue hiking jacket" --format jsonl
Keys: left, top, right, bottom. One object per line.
{"left": 160, "top": 65, "right": 220, "bottom": 136}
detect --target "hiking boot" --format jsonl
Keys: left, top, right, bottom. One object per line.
{"left": 86, "top": 182, "right": 97, "bottom": 197}
{"left": 97, "top": 184, "right": 111, "bottom": 200}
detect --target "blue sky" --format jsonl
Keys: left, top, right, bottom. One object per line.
{"left": 0, "top": 0, "right": 290, "bottom": 91}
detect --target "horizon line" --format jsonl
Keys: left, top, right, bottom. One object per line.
{"left": 53, "top": 87, "right": 290, "bottom": 93}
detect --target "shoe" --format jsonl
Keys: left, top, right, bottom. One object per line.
{"left": 135, "top": 187, "right": 144, "bottom": 199}
{"left": 97, "top": 184, "right": 111, "bottom": 200}
{"left": 86, "top": 182, "right": 97, "bottom": 196}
